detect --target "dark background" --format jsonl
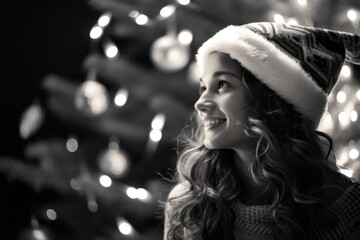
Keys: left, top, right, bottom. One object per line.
{"left": 2, "top": 0, "right": 98, "bottom": 237}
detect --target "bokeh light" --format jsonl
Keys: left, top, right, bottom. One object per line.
{"left": 149, "top": 129, "right": 162, "bottom": 142}
{"left": 114, "top": 88, "right": 129, "bottom": 107}
{"left": 347, "top": 9, "right": 358, "bottom": 22}
{"left": 117, "top": 219, "right": 133, "bottom": 235}
{"left": 273, "top": 14, "right": 285, "bottom": 23}
{"left": 126, "top": 187, "right": 137, "bottom": 199}
{"left": 336, "top": 91, "right": 347, "bottom": 104}
{"left": 99, "top": 175, "right": 112, "bottom": 187}
{"left": 90, "top": 26, "right": 103, "bottom": 39}
{"left": 349, "top": 148, "right": 359, "bottom": 160}
{"left": 177, "top": 0, "right": 190, "bottom": 5}
{"left": 66, "top": 136, "right": 78, "bottom": 152}
{"left": 104, "top": 42, "right": 119, "bottom": 58}
{"left": 297, "top": 0, "right": 307, "bottom": 7}
{"left": 46, "top": 209, "right": 57, "bottom": 221}
{"left": 340, "top": 65, "right": 352, "bottom": 78}
{"left": 178, "top": 30, "right": 193, "bottom": 45}
{"left": 98, "top": 13, "right": 111, "bottom": 27}
{"left": 88, "top": 201, "right": 98, "bottom": 212}
{"left": 160, "top": 5, "right": 176, "bottom": 18}
{"left": 135, "top": 14, "right": 148, "bottom": 25}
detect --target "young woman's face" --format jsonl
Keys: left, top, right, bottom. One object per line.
{"left": 195, "top": 52, "right": 250, "bottom": 150}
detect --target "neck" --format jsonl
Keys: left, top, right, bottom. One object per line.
{"left": 233, "top": 147, "right": 270, "bottom": 205}
{"left": 233, "top": 147, "right": 256, "bottom": 182}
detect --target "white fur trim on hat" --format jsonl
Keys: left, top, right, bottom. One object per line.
{"left": 196, "top": 25, "right": 328, "bottom": 126}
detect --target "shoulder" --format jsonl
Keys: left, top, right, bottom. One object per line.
{"left": 320, "top": 168, "right": 355, "bottom": 204}
{"left": 167, "top": 181, "right": 191, "bottom": 200}
{"left": 164, "top": 181, "right": 191, "bottom": 236}
{"left": 164, "top": 182, "right": 190, "bottom": 240}
{"left": 332, "top": 182, "right": 360, "bottom": 232}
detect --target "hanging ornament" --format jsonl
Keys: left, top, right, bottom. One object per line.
{"left": 74, "top": 72, "right": 109, "bottom": 116}
{"left": 150, "top": 33, "right": 191, "bottom": 72}
{"left": 98, "top": 138, "right": 130, "bottom": 179}
{"left": 19, "top": 100, "right": 45, "bottom": 139}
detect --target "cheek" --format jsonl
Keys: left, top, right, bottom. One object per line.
{"left": 227, "top": 102, "right": 248, "bottom": 123}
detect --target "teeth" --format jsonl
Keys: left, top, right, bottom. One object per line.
{"left": 204, "top": 119, "right": 225, "bottom": 127}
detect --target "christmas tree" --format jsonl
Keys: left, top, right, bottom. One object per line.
{"left": 1, "top": 0, "right": 360, "bottom": 239}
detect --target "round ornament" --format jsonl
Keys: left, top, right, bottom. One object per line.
{"left": 150, "top": 34, "right": 190, "bottom": 72}
{"left": 74, "top": 79, "right": 109, "bottom": 116}
{"left": 98, "top": 141, "right": 130, "bottom": 179}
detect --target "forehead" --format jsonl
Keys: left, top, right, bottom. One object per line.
{"left": 201, "top": 52, "right": 243, "bottom": 79}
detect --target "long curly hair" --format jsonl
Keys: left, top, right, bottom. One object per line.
{"left": 166, "top": 64, "right": 348, "bottom": 240}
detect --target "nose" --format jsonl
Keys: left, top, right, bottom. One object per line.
{"left": 194, "top": 95, "right": 215, "bottom": 112}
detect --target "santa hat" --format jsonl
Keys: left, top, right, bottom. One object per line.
{"left": 196, "top": 22, "right": 360, "bottom": 126}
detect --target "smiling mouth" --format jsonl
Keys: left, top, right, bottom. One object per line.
{"left": 203, "top": 119, "right": 226, "bottom": 129}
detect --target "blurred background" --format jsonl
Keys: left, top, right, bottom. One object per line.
{"left": 1, "top": 0, "right": 360, "bottom": 239}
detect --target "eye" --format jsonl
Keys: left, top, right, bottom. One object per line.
{"left": 218, "top": 80, "right": 230, "bottom": 92}
{"left": 199, "top": 85, "right": 206, "bottom": 95}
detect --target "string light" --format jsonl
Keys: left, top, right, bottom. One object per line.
{"left": 129, "top": 10, "right": 139, "bottom": 18}
{"left": 273, "top": 14, "right": 285, "bottom": 24}
{"left": 151, "top": 113, "right": 166, "bottom": 130}
{"left": 19, "top": 101, "right": 44, "bottom": 140}
{"left": 149, "top": 113, "right": 166, "bottom": 142}
{"left": 338, "top": 111, "right": 350, "bottom": 127}
{"left": 340, "top": 64, "right": 352, "bottom": 78}
{"left": 160, "top": 5, "right": 176, "bottom": 18}
{"left": 350, "top": 110, "right": 358, "bottom": 122}
{"left": 32, "top": 229, "right": 47, "bottom": 240}
{"left": 336, "top": 91, "right": 347, "bottom": 104}
{"left": 88, "top": 200, "right": 98, "bottom": 212}
{"left": 99, "top": 175, "right": 112, "bottom": 187}
{"left": 347, "top": 9, "right": 358, "bottom": 22}
{"left": 104, "top": 42, "right": 119, "bottom": 58}
{"left": 117, "top": 218, "right": 134, "bottom": 235}
{"left": 126, "top": 187, "right": 137, "bottom": 199}
{"left": 287, "top": 18, "right": 299, "bottom": 25}
{"left": 70, "top": 178, "right": 81, "bottom": 191}
{"left": 178, "top": 29, "right": 193, "bottom": 45}
{"left": 46, "top": 209, "right": 57, "bottom": 221}
{"left": 128, "top": 10, "right": 149, "bottom": 25}
{"left": 86, "top": 192, "right": 98, "bottom": 212}
{"left": 349, "top": 148, "right": 359, "bottom": 160}
{"left": 90, "top": 25, "right": 103, "bottom": 39}
{"left": 98, "top": 12, "right": 112, "bottom": 27}
{"left": 135, "top": 14, "right": 149, "bottom": 25}
{"left": 296, "top": 0, "right": 308, "bottom": 7}
{"left": 114, "top": 88, "right": 129, "bottom": 107}
{"left": 149, "top": 130, "right": 162, "bottom": 141}
{"left": 177, "top": 0, "right": 190, "bottom": 5}
{"left": 356, "top": 89, "right": 360, "bottom": 101}
{"left": 66, "top": 135, "right": 78, "bottom": 152}
{"left": 125, "top": 186, "right": 151, "bottom": 201}
{"left": 136, "top": 188, "right": 149, "bottom": 200}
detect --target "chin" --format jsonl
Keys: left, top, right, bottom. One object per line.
{"left": 204, "top": 140, "right": 222, "bottom": 150}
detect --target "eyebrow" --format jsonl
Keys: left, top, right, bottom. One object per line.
{"left": 199, "top": 71, "right": 241, "bottom": 82}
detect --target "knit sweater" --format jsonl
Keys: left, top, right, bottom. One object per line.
{"left": 232, "top": 183, "right": 360, "bottom": 240}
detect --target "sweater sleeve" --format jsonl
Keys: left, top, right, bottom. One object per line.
{"left": 335, "top": 183, "right": 360, "bottom": 233}
{"left": 163, "top": 182, "right": 191, "bottom": 240}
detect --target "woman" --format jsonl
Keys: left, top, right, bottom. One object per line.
{"left": 164, "top": 22, "right": 360, "bottom": 240}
